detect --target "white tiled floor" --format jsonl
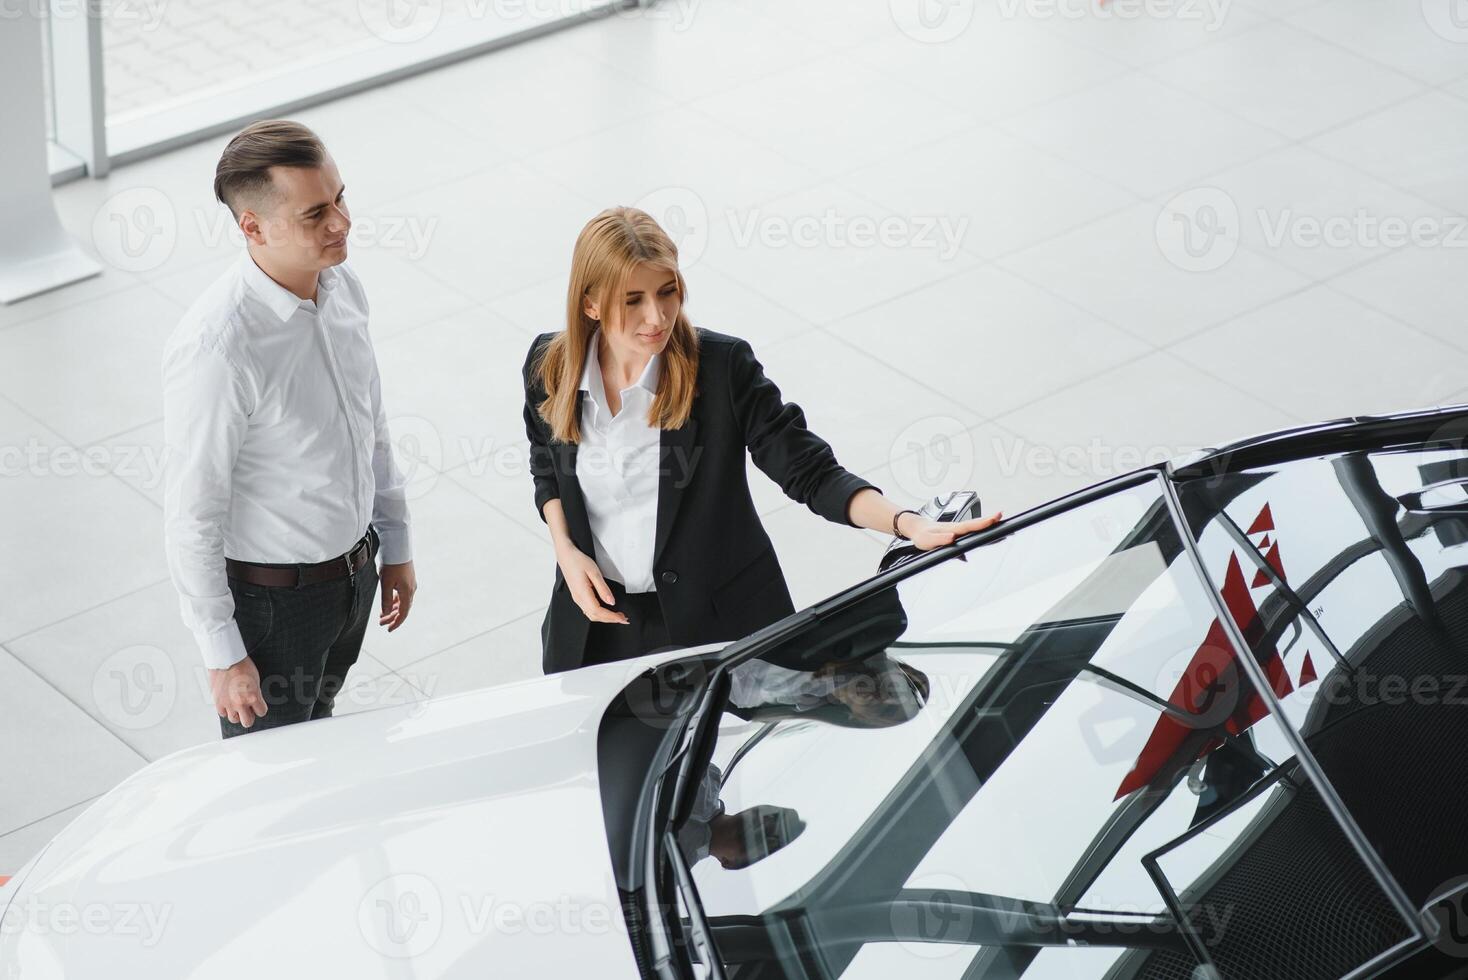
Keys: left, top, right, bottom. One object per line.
{"left": 5, "top": 0, "right": 1468, "bottom": 869}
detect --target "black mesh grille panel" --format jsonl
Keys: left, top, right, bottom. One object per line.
{"left": 1307, "top": 567, "right": 1468, "bottom": 907}
{"left": 1127, "top": 783, "right": 1410, "bottom": 980}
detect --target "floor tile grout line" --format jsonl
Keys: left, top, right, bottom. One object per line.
{"left": 1302, "top": 112, "right": 1468, "bottom": 218}
{"left": 558, "top": 10, "right": 871, "bottom": 115}
{"left": 106, "top": 469, "right": 165, "bottom": 513}
{"left": 837, "top": 27, "right": 1139, "bottom": 127}
{"left": 0, "top": 274, "right": 145, "bottom": 336}
{"left": 2, "top": 577, "right": 174, "bottom": 648}
{"left": 1265, "top": 8, "right": 1464, "bottom": 91}
{"left": 436, "top": 466, "right": 556, "bottom": 543}
{"left": 0, "top": 793, "right": 106, "bottom": 845}
{"left": 892, "top": 341, "right": 1164, "bottom": 440}
{"left": 807, "top": 322, "right": 997, "bottom": 429}
{"left": 1312, "top": 279, "right": 1468, "bottom": 360}
{"left": 86, "top": 416, "right": 164, "bottom": 447}
{"left": 795, "top": 255, "right": 996, "bottom": 333}
{"left": 0, "top": 389, "right": 87, "bottom": 451}
{"left": 387, "top": 605, "right": 548, "bottom": 680}
{"left": 1016, "top": 6, "right": 1279, "bottom": 73}
{"left": 0, "top": 641, "right": 151, "bottom": 766}
{"left": 0, "top": 386, "right": 165, "bottom": 532}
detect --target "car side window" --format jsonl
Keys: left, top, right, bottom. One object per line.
{"left": 679, "top": 478, "right": 1415, "bottom": 979}
{"left": 1181, "top": 445, "right": 1468, "bottom": 931}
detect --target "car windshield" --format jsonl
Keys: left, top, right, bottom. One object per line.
{"left": 670, "top": 476, "right": 1417, "bottom": 980}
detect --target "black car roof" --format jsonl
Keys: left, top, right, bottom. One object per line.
{"left": 1168, "top": 402, "right": 1468, "bottom": 481}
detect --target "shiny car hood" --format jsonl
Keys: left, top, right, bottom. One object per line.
{"left": 0, "top": 649, "right": 702, "bottom": 979}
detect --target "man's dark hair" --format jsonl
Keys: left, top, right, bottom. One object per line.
{"left": 214, "top": 119, "right": 326, "bottom": 219}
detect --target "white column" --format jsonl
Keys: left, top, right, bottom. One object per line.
{"left": 0, "top": 8, "right": 102, "bottom": 304}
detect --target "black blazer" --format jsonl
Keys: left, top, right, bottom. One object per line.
{"left": 523, "top": 328, "right": 880, "bottom": 674}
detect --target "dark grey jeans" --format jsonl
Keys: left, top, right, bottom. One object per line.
{"left": 220, "top": 527, "right": 380, "bottom": 739}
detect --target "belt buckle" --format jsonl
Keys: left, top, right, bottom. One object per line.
{"left": 346, "top": 534, "right": 368, "bottom": 576}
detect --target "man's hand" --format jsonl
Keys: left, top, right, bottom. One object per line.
{"left": 902, "top": 510, "right": 1004, "bottom": 551}
{"left": 210, "top": 656, "right": 268, "bottom": 728}
{"left": 380, "top": 560, "right": 417, "bottom": 631}
{"left": 555, "top": 543, "right": 629, "bottom": 625}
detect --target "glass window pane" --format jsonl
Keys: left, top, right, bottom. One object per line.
{"left": 682, "top": 479, "right": 1415, "bottom": 979}
{"left": 1180, "top": 444, "right": 1468, "bottom": 918}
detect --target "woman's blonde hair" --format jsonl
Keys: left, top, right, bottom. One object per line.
{"left": 534, "top": 206, "right": 699, "bottom": 444}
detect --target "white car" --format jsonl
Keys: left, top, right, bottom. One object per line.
{"left": 4, "top": 406, "right": 1467, "bottom": 980}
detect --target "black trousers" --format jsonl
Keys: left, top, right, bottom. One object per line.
{"left": 220, "top": 527, "right": 379, "bottom": 738}
{"left": 580, "top": 578, "right": 678, "bottom": 668}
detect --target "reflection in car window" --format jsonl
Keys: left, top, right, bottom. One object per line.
{"left": 677, "top": 480, "right": 1415, "bottom": 979}
{"left": 1181, "top": 446, "right": 1468, "bottom": 924}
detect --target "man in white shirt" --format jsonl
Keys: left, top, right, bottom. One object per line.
{"left": 162, "top": 119, "right": 417, "bottom": 738}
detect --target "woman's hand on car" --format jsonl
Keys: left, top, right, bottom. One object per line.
{"left": 902, "top": 511, "right": 1004, "bottom": 551}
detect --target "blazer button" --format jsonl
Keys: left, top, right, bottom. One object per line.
{"left": 661, "top": 570, "right": 678, "bottom": 584}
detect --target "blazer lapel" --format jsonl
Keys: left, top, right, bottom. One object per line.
{"left": 652, "top": 417, "right": 699, "bottom": 572}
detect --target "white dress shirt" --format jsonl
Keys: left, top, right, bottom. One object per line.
{"left": 161, "top": 250, "right": 412, "bottom": 670}
{"left": 576, "top": 329, "right": 662, "bottom": 594}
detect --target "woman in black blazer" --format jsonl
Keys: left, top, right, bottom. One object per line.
{"left": 523, "top": 207, "right": 1001, "bottom": 675}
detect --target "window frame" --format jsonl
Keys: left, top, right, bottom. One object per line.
{"left": 649, "top": 464, "right": 1432, "bottom": 978}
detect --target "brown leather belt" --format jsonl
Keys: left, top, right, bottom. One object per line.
{"left": 225, "top": 530, "right": 375, "bottom": 588}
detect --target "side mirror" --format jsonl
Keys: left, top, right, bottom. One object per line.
{"left": 877, "top": 490, "right": 982, "bottom": 573}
